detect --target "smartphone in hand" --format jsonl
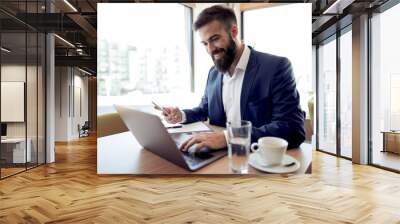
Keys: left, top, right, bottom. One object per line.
{"left": 152, "top": 101, "right": 166, "bottom": 113}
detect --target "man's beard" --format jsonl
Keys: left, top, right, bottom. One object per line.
{"left": 211, "top": 36, "right": 236, "bottom": 73}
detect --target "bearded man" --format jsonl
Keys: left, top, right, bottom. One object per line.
{"left": 163, "top": 5, "right": 305, "bottom": 151}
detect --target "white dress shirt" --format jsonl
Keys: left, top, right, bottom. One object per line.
{"left": 181, "top": 45, "right": 251, "bottom": 130}
{"left": 222, "top": 45, "right": 250, "bottom": 125}
{"left": 220, "top": 45, "right": 250, "bottom": 143}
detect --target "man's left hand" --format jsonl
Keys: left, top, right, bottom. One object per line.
{"left": 180, "top": 131, "right": 227, "bottom": 151}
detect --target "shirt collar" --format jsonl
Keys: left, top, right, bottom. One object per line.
{"left": 224, "top": 45, "right": 251, "bottom": 77}
{"left": 235, "top": 45, "right": 251, "bottom": 73}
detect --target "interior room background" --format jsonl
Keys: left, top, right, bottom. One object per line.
{"left": 97, "top": 3, "right": 313, "bottom": 135}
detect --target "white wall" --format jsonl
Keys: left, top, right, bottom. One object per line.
{"left": 1, "top": 66, "right": 26, "bottom": 135}
{"left": 1, "top": 65, "right": 36, "bottom": 138}
{"left": 1, "top": 63, "right": 46, "bottom": 164}
{"left": 1, "top": 65, "right": 26, "bottom": 143}
{"left": 55, "top": 67, "right": 89, "bottom": 141}
{"left": 72, "top": 73, "right": 89, "bottom": 138}
{"left": 55, "top": 66, "right": 69, "bottom": 141}
{"left": 243, "top": 4, "right": 312, "bottom": 111}
{"left": 1, "top": 82, "right": 25, "bottom": 122}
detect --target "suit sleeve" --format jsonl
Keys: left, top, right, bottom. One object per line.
{"left": 251, "top": 58, "right": 305, "bottom": 148}
{"left": 181, "top": 68, "right": 212, "bottom": 124}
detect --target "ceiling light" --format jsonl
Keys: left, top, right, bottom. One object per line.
{"left": 54, "top": 34, "right": 75, "bottom": 48}
{"left": 63, "top": 0, "right": 78, "bottom": 12}
{"left": 1, "top": 47, "right": 11, "bottom": 53}
{"left": 76, "top": 48, "right": 85, "bottom": 55}
{"left": 322, "top": 0, "right": 354, "bottom": 15}
{"left": 78, "top": 67, "right": 92, "bottom": 76}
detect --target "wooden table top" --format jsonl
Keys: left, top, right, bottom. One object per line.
{"left": 97, "top": 124, "right": 312, "bottom": 175}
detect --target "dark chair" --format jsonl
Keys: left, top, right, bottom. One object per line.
{"left": 79, "top": 121, "right": 90, "bottom": 138}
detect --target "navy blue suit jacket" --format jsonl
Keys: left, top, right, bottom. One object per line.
{"left": 183, "top": 48, "right": 305, "bottom": 149}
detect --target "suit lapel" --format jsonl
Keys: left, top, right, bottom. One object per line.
{"left": 240, "top": 50, "right": 259, "bottom": 119}
{"left": 216, "top": 71, "right": 225, "bottom": 123}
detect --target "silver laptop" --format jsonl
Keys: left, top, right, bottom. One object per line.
{"left": 114, "top": 105, "right": 227, "bottom": 171}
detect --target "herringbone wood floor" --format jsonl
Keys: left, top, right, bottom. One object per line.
{"left": 1, "top": 134, "right": 400, "bottom": 223}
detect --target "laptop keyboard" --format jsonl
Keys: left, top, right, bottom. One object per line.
{"left": 171, "top": 133, "right": 214, "bottom": 165}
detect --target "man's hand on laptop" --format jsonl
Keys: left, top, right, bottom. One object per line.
{"left": 180, "top": 131, "right": 227, "bottom": 151}
{"left": 162, "top": 107, "right": 182, "bottom": 124}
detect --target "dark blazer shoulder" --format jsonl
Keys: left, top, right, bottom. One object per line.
{"left": 251, "top": 49, "right": 290, "bottom": 69}
{"left": 207, "top": 65, "right": 221, "bottom": 84}
{"left": 208, "top": 65, "right": 218, "bottom": 76}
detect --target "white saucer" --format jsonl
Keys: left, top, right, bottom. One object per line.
{"left": 249, "top": 153, "right": 300, "bottom": 174}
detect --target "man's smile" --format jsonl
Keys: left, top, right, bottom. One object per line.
{"left": 212, "top": 50, "right": 225, "bottom": 59}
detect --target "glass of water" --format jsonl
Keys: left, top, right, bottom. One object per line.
{"left": 226, "top": 120, "right": 252, "bottom": 174}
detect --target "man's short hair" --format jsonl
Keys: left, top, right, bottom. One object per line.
{"left": 194, "top": 5, "right": 237, "bottom": 31}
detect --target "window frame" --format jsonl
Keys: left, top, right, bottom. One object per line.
{"left": 315, "top": 22, "right": 353, "bottom": 161}
{"left": 368, "top": 0, "right": 400, "bottom": 173}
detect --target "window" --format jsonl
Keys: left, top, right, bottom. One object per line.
{"left": 340, "top": 28, "right": 352, "bottom": 158}
{"left": 371, "top": 2, "right": 400, "bottom": 171}
{"left": 390, "top": 75, "right": 400, "bottom": 129}
{"left": 317, "top": 37, "right": 337, "bottom": 154}
{"left": 0, "top": 1, "right": 46, "bottom": 179}
{"left": 97, "top": 3, "right": 193, "bottom": 114}
{"left": 243, "top": 4, "right": 312, "bottom": 111}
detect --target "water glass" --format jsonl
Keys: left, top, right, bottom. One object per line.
{"left": 227, "top": 120, "right": 252, "bottom": 174}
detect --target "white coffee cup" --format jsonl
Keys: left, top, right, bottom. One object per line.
{"left": 250, "top": 137, "right": 288, "bottom": 166}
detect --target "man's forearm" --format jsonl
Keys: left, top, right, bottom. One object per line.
{"left": 182, "top": 108, "right": 208, "bottom": 124}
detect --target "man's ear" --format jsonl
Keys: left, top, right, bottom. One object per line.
{"left": 230, "top": 24, "right": 238, "bottom": 39}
